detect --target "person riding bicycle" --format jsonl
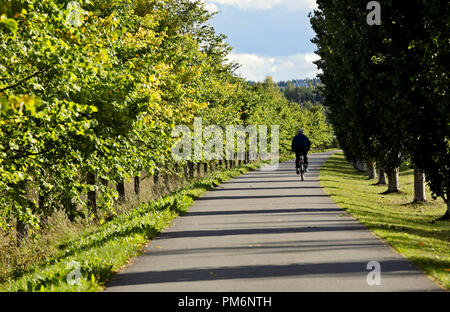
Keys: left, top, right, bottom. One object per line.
{"left": 291, "top": 129, "right": 311, "bottom": 174}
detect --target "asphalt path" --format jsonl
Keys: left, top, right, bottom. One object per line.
{"left": 106, "top": 151, "right": 441, "bottom": 292}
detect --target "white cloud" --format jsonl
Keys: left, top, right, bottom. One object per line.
{"left": 207, "top": 0, "right": 317, "bottom": 11}
{"left": 204, "top": 2, "right": 219, "bottom": 13}
{"left": 228, "top": 52, "right": 320, "bottom": 81}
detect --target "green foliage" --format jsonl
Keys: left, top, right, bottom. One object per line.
{"left": 279, "top": 80, "right": 323, "bottom": 105}
{"left": 0, "top": 0, "right": 335, "bottom": 237}
{"left": 0, "top": 0, "right": 230, "bottom": 232}
{"left": 311, "top": 0, "right": 449, "bottom": 214}
{"left": 246, "top": 77, "right": 334, "bottom": 152}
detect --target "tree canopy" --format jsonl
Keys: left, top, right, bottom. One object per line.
{"left": 0, "top": 0, "right": 335, "bottom": 235}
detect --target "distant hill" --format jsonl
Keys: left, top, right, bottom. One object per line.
{"left": 278, "top": 79, "right": 323, "bottom": 105}
{"left": 247, "top": 78, "right": 321, "bottom": 87}
{"left": 276, "top": 78, "right": 322, "bottom": 88}
{"left": 246, "top": 78, "right": 323, "bottom": 105}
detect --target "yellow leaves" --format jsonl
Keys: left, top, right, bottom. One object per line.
{"left": 110, "top": 30, "right": 119, "bottom": 42}
{"left": 95, "top": 48, "right": 109, "bottom": 64}
{"left": 0, "top": 94, "right": 42, "bottom": 116}
{"left": 150, "top": 91, "right": 161, "bottom": 103}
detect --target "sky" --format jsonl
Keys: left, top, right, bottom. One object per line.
{"left": 204, "top": 0, "right": 320, "bottom": 82}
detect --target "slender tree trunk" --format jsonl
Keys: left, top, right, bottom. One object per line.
{"left": 16, "top": 220, "right": 27, "bottom": 247}
{"left": 188, "top": 162, "right": 194, "bottom": 178}
{"left": 134, "top": 176, "right": 140, "bottom": 194}
{"left": 39, "top": 192, "right": 49, "bottom": 229}
{"left": 436, "top": 197, "right": 450, "bottom": 221}
{"left": 377, "top": 169, "right": 387, "bottom": 185}
{"left": 413, "top": 168, "right": 426, "bottom": 202}
{"left": 445, "top": 200, "right": 450, "bottom": 220}
{"left": 361, "top": 161, "right": 367, "bottom": 172}
{"left": 134, "top": 176, "right": 140, "bottom": 198}
{"left": 87, "top": 173, "right": 96, "bottom": 212}
{"left": 386, "top": 167, "right": 400, "bottom": 193}
{"left": 117, "top": 181, "right": 125, "bottom": 202}
{"left": 355, "top": 159, "right": 366, "bottom": 172}
{"left": 16, "top": 181, "right": 29, "bottom": 246}
{"left": 367, "top": 160, "right": 377, "bottom": 179}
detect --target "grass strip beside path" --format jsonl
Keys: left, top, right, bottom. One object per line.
{"left": 320, "top": 152, "right": 450, "bottom": 289}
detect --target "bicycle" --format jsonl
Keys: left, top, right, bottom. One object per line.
{"left": 297, "top": 155, "right": 306, "bottom": 181}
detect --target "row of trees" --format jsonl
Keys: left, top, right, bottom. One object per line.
{"left": 311, "top": 0, "right": 449, "bottom": 218}
{"left": 0, "top": 0, "right": 334, "bottom": 239}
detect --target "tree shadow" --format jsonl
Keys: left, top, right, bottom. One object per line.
{"left": 106, "top": 259, "right": 429, "bottom": 288}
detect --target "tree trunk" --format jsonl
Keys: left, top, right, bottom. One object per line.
{"left": 386, "top": 167, "right": 400, "bottom": 193}
{"left": 196, "top": 163, "right": 201, "bottom": 176}
{"left": 134, "top": 176, "right": 140, "bottom": 197}
{"left": 16, "top": 181, "right": 29, "bottom": 246}
{"left": 367, "top": 160, "right": 377, "bottom": 179}
{"left": 117, "top": 181, "right": 125, "bottom": 202}
{"left": 39, "top": 192, "right": 49, "bottom": 229}
{"left": 413, "top": 168, "right": 426, "bottom": 202}
{"left": 435, "top": 199, "right": 450, "bottom": 221}
{"left": 134, "top": 176, "right": 140, "bottom": 195}
{"left": 16, "top": 220, "right": 28, "bottom": 247}
{"left": 188, "top": 162, "right": 194, "bottom": 178}
{"left": 361, "top": 161, "right": 367, "bottom": 172}
{"left": 445, "top": 201, "right": 450, "bottom": 220}
{"left": 377, "top": 169, "right": 387, "bottom": 185}
{"left": 87, "top": 173, "right": 96, "bottom": 212}
{"left": 355, "top": 159, "right": 366, "bottom": 172}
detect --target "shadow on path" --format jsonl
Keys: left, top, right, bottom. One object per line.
{"left": 185, "top": 207, "right": 343, "bottom": 217}
{"left": 157, "top": 224, "right": 366, "bottom": 239}
{"left": 108, "top": 259, "right": 421, "bottom": 287}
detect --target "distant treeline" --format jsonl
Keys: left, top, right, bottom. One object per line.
{"left": 248, "top": 78, "right": 323, "bottom": 105}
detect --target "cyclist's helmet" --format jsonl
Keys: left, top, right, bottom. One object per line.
{"left": 298, "top": 129, "right": 304, "bottom": 134}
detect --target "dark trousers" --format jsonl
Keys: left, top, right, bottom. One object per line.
{"left": 294, "top": 147, "right": 309, "bottom": 169}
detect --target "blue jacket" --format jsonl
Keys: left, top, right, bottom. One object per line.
{"left": 292, "top": 133, "right": 311, "bottom": 151}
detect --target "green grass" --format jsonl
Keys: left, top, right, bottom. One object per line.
{"left": 0, "top": 157, "right": 291, "bottom": 292}
{"left": 320, "top": 152, "right": 450, "bottom": 290}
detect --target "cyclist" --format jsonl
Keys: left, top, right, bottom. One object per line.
{"left": 291, "top": 129, "right": 311, "bottom": 174}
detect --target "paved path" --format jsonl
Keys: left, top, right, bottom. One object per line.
{"left": 106, "top": 152, "right": 441, "bottom": 292}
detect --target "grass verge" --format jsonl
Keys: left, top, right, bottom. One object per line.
{"left": 320, "top": 152, "right": 450, "bottom": 289}
{"left": 0, "top": 157, "right": 290, "bottom": 292}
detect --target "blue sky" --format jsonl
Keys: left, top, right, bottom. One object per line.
{"left": 204, "top": 0, "right": 320, "bottom": 82}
